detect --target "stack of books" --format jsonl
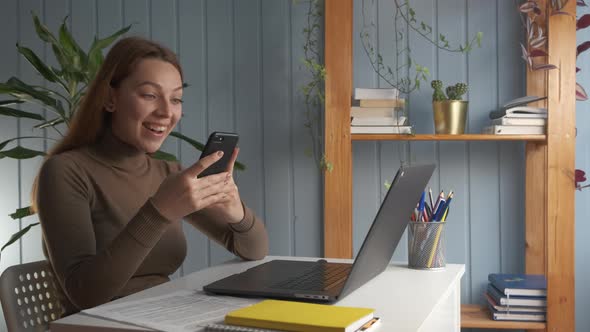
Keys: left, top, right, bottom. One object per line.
{"left": 485, "top": 273, "right": 547, "bottom": 322}
{"left": 351, "top": 87, "right": 411, "bottom": 134}
{"left": 483, "top": 96, "right": 547, "bottom": 135}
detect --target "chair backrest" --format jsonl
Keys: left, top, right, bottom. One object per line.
{"left": 0, "top": 260, "right": 64, "bottom": 332}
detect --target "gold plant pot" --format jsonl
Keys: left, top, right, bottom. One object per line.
{"left": 432, "top": 100, "right": 468, "bottom": 134}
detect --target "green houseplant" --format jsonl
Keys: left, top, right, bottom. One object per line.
{"left": 0, "top": 14, "right": 243, "bottom": 253}
{"left": 430, "top": 80, "right": 468, "bottom": 134}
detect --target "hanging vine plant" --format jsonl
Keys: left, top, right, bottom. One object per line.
{"left": 360, "top": 0, "right": 482, "bottom": 95}
{"left": 300, "top": 0, "right": 332, "bottom": 172}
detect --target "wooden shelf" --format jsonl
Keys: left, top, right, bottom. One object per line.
{"left": 351, "top": 133, "right": 546, "bottom": 141}
{"left": 326, "top": 0, "right": 576, "bottom": 329}
{"left": 461, "top": 304, "right": 546, "bottom": 329}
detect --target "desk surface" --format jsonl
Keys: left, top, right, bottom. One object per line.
{"left": 51, "top": 256, "right": 464, "bottom": 331}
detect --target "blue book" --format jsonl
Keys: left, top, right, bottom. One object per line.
{"left": 488, "top": 273, "right": 547, "bottom": 297}
{"left": 486, "top": 284, "right": 547, "bottom": 307}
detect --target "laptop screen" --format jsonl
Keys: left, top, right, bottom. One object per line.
{"left": 338, "top": 164, "right": 435, "bottom": 299}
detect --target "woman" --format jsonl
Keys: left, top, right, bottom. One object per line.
{"left": 33, "top": 37, "right": 268, "bottom": 314}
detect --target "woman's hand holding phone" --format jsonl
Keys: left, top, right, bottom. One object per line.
{"left": 200, "top": 147, "right": 245, "bottom": 223}
{"left": 151, "top": 151, "right": 237, "bottom": 221}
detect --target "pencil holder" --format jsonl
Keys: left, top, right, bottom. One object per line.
{"left": 407, "top": 222, "right": 446, "bottom": 270}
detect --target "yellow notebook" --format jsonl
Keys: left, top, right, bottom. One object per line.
{"left": 225, "top": 299, "right": 374, "bottom": 332}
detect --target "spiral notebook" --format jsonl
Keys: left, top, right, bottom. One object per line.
{"left": 205, "top": 323, "right": 281, "bottom": 332}
{"left": 205, "top": 318, "right": 381, "bottom": 332}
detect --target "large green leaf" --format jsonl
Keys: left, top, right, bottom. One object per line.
{"left": 33, "top": 117, "right": 64, "bottom": 129}
{"left": 3, "top": 77, "right": 66, "bottom": 117}
{"left": 169, "top": 131, "right": 246, "bottom": 170}
{"left": 16, "top": 44, "right": 63, "bottom": 85}
{"left": 0, "top": 138, "right": 10, "bottom": 151}
{"left": 32, "top": 12, "right": 58, "bottom": 45}
{"left": 0, "top": 99, "right": 24, "bottom": 106}
{"left": 51, "top": 44, "right": 69, "bottom": 73}
{"left": 31, "top": 12, "right": 71, "bottom": 84}
{"left": 0, "top": 106, "right": 45, "bottom": 121}
{"left": 10, "top": 206, "right": 35, "bottom": 220}
{"left": 87, "top": 25, "right": 132, "bottom": 78}
{"left": 170, "top": 131, "right": 205, "bottom": 151}
{"left": 1, "top": 222, "right": 40, "bottom": 252}
{"left": 151, "top": 150, "right": 178, "bottom": 162}
{"left": 0, "top": 137, "right": 58, "bottom": 152}
{"left": 234, "top": 160, "right": 246, "bottom": 171}
{"left": 29, "top": 84, "right": 69, "bottom": 105}
{"left": 59, "top": 17, "right": 87, "bottom": 71}
{"left": 61, "top": 68, "right": 86, "bottom": 85}
{"left": 0, "top": 146, "right": 46, "bottom": 159}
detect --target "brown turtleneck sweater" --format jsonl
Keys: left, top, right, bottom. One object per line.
{"left": 37, "top": 131, "right": 268, "bottom": 314}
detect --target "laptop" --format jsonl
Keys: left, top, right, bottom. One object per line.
{"left": 203, "top": 163, "right": 435, "bottom": 302}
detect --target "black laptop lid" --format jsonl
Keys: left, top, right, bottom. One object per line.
{"left": 338, "top": 164, "right": 435, "bottom": 299}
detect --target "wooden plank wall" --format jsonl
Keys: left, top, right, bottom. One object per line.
{"left": 0, "top": 0, "right": 586, "bottom": 331}
{"left": 0, "top": 2, "right": 321, "bottom": 330}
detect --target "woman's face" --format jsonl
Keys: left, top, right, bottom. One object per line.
{"left": 108, "top": 58, "right": 183, "bottom": 153}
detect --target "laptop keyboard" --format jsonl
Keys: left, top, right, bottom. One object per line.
{"left": 270, "top": 263, "right": 352, "bottom": 291}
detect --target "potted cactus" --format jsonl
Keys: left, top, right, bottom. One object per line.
{"left": 431, "top": 80, "right": 469, "bottom": 134}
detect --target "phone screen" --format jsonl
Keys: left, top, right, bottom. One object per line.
{"left": 198, "top": 132, "right": 239, "bottom": 177}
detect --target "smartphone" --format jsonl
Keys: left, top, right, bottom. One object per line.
{"left": 197, "top": 132, "right": 239, "bottom": 177}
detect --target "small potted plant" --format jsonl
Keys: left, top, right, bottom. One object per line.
{"left": 431, "top": 80, "right": 469, "bottom": 134}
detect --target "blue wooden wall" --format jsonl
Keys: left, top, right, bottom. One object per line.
{"left": 575, "top": 3, "right": 590, "bottom": 332}
{"left": 354, "top": 0, "right": 526, "bottom": 306}
{"left": 354, "top": 1, "right": 525, "bottom": 331}
{"left": 0, "top": 1, "right": 586, "bottom": 331}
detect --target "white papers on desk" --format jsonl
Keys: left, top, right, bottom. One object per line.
{"left": 83, "top": 290, "right": 260, "bottom": 332}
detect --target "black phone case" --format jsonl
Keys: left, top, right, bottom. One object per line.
{"left": 198, "top": 132, "right": 239, "bottom": 177}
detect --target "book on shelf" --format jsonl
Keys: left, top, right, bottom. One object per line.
{"left": 489, "top": 106, "right": 548, "bottom": 119}
{"left": 487, "top": 293, "right": 546, "bottom": 323}
{"left": 490, "top": 117, "right": 546, "bottom": 126}
{"left": 354, "top": 87, "right": 399, "bottom": 100}
{"left": 351, "top": 116, "right": 407, "bottom": 126}
{"left": 485, "top": 293, "right": 546, "bottom": 314}
{"left": 352, "top": 98, "right": 405, "bottom": 108}
{"left": 351, "top": 106, "right": 401, "bottom": 118}
{"left": 486, "top": 284, "right": 547, "bottom": 307}
{"left": 503, "top": 95, "right": 547, "bottom": 109}
{"left": 488, "top": 273, "right": 547, "bottom": 297}
{"left": 489, "top": 95, "right": 548, "bottom": 119}
{"left": 224, "top": 299, "right": 375, "bottom": 332}
{"left": 488, "top": 305, "right": 546, "bottom": 322}
{"left": 351, "top": 125, "right": 413, "bottom": 134}
{"left": 482, "top": 125, "right": 545, "bottom": 135}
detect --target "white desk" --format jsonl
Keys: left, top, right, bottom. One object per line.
{"left": 51, "top": 256, "right": 464, "bottom": 332}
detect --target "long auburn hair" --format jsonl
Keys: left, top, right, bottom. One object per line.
{"left": 31, "top": 36, "right": 183, "bottom": 212}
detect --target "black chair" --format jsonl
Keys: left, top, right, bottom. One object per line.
{"left": 0, "top": 260, "right": 64, "bottom": 331}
